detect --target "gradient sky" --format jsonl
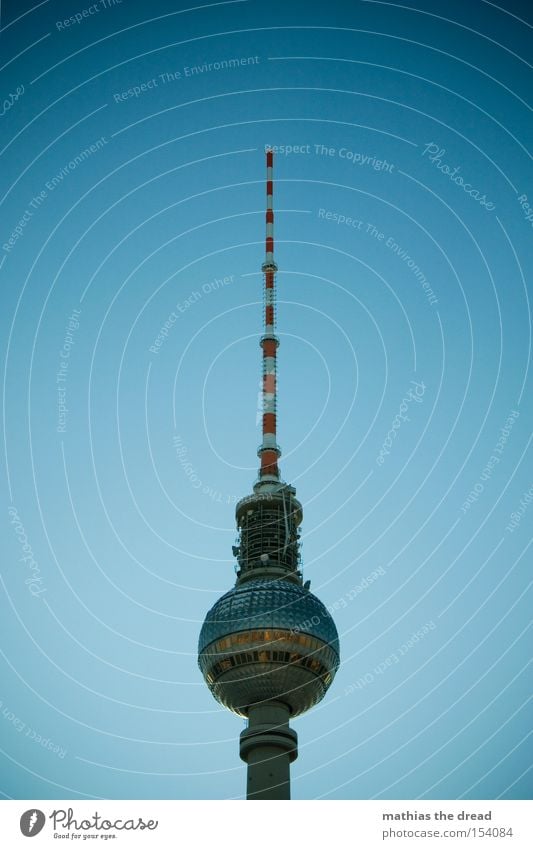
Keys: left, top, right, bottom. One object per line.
{"left": 1, "top": 0, "right": 532, "bottom": 800}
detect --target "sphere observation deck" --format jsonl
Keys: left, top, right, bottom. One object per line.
{"left": 198, "top": 578, "right": 340, "bottom": 718}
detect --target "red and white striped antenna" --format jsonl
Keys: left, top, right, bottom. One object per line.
{"left": 257, "top": 149, "right": 281, "bottom": 484}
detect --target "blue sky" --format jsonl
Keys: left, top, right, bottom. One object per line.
{"left": 1, "top": 0, "right": 531, "bottom": 800}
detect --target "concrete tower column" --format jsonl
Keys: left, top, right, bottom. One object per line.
{"left": 239, "top": 701, "right": 298, "bottom": 799}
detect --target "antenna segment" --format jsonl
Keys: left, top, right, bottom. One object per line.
{"left": 258, "top": 149, "right": 281, "bottom": 482}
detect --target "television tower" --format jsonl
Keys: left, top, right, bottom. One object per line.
{"left": 198, "top": 151, "right": 340, "bottom": 800}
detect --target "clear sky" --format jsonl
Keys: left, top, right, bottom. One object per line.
{"left": 1, "top": 0, "right": 531, "bottom": 800}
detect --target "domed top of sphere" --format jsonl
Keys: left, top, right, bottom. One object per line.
{"left": 198, "top": 578, "right": 339, "bottom": 656}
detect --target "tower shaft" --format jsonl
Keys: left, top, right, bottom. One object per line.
{"left": 240, "top": 701, "right": 297, "bottom": 800}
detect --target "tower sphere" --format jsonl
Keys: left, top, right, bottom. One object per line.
{"left": 198, "top": 578, "right": 340, "bottom": 718}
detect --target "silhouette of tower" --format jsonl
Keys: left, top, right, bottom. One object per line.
{"left": 198, "top": 151, "right": 340, "bottom": 800}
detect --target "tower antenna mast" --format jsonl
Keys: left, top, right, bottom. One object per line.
{"left": 258, "top": 148, "right": 281, "bottom": 483}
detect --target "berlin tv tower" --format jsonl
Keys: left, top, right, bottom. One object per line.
{"left": 198, "top": 151, "right": 340, "bottom": 800}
